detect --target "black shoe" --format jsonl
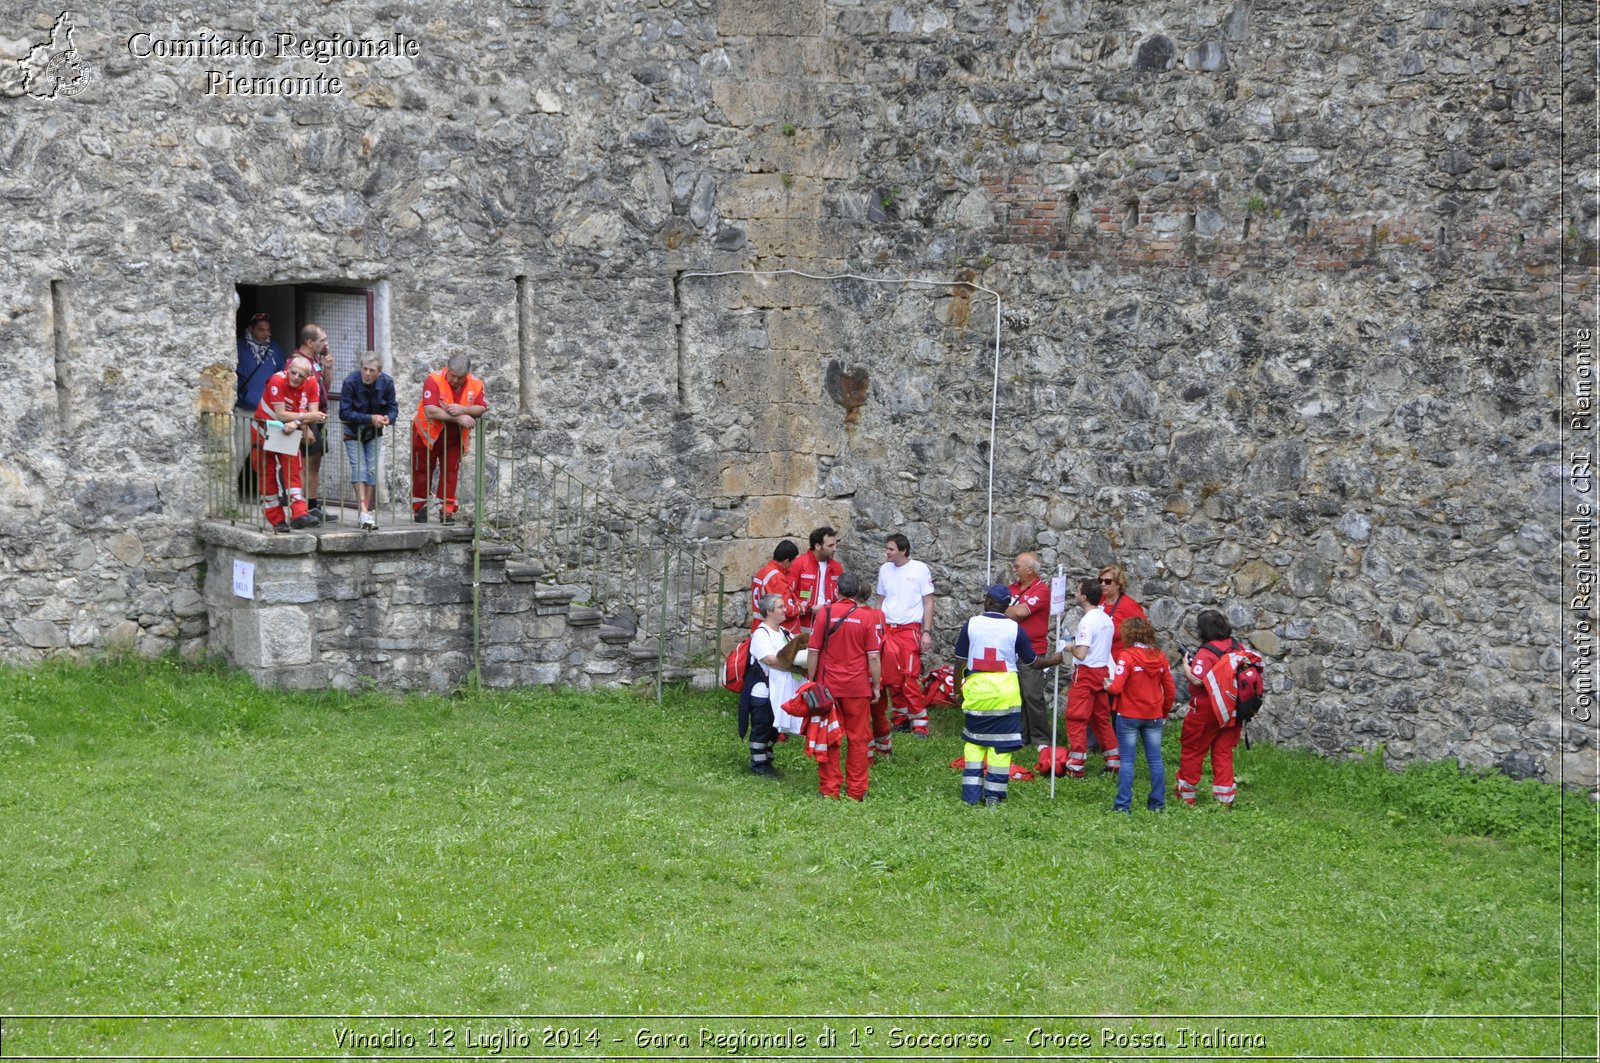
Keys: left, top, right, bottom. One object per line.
{"left": 290, "top": 513, "right": 320, "bottom": 530}
{"left": 892, "top": 721, "right": 912, "bottom": 734}
{"left": 750, "top": 763, "right": 778, "bottom": 777}
{"left": 271, "top": 521, "right": 290, "bottom": 534}
{"left": 413, "top": 510, "right": 428, "bottom": 523}
{"left": 984, "top": 796, "right": 1002, "bottom": 807}
{"left": 441, "top": 512, "right": 456, "bottom": 525}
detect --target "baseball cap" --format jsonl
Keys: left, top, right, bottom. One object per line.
{"left": 985, "top": 583, "right": 1012, "bottom": 605}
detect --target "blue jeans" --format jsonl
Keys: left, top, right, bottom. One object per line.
{"left": 343, "top": 436, "right": 379, "bottom": 486}
{"left": 1114, "top": 715, "right": 1166, "bottom": 812}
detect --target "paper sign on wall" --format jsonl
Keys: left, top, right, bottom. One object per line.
{"left": 1049, "top": 574, "right": 1067, "bottom": 614}
{"left": 233, "top": 559, "right": 255, "bottom": 600}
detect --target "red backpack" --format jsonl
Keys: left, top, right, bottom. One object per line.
{"left": 720, "top": 636, "right": 753, "bottom": 693}
{"left": 1196, "top": 639, "right": 1265, "bottom": 727}
{"left": 923, "top": 665, "right": 959, "bottom": 707}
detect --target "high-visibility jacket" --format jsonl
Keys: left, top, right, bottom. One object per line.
{"left": 412, "top": 369, "right": 487, "bottom": 451}
{"left": 750, "top": 560, "right": 796, "bottom": 626}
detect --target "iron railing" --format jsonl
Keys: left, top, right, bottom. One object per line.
{"left": 202, "top": 410, "right": 480, "bottom": 530}
{"left": 203, "top": 411, "right": 732, "bottom": 693}
{"left": 473, "top": 420, "right": 731, "bottom": 693}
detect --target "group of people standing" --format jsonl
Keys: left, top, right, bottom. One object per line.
{"left": 740, "top": 529, "right": 1250, "bottom": 812}
{"left": 234, "top": 312, "right": 488, "bottom": 531}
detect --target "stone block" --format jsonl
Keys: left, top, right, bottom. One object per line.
{"left": 764, "top": 308, "right": 835, "bottom": 355}
{"left": 741, "top": 34, "right": 829, "bottom": 78}
{"left": 234, "top": 607, "right": 313, "bottom": 668}
{"left": 746, "top": 127, "right": 860, "bottom": 181}
{"left": 719, "top": 452, "right": 820, "bottom": 500}
{"left": 753, "top": 404, "right": 840, "bottom": 456}
{"left": 254, "top": 579, "right": 320, "bottom": 605}
{"left": 106, "top": 533, "right": 144, "bottom": 567}
{"left": 12, "top": 618, "right": 66, "bottom": 648}
{"left": 197, "top": 521, "right": 317, "bottom": 556}
{"left": 721, "top": 174, "right": 824, "bottom": 220}
{"left": 1234, "top": 559, "right": 1280, "bottom": 598}
{"left": 525, "top": 613, "right": 569, "bottom": 640}
{"left": 486, "top": 590, "right": 533, "bottom": 614}
{"left": 717, "top": 0, "right": 823, "bottom": 38}
{"left": 739, "top": 216, "right": 850, "bottom": 260}
{"left": 316, "top": 528, "right": 438, "bottom": 553}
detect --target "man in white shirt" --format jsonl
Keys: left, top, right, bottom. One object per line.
{"left": 1065, "top": 577, "right": 1120, "bottom": 778}
{"left": 874, "top": 532, "right": 936, "bottom": 742}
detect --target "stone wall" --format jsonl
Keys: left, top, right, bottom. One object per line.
{"left": 199, "top": 522, "right": 667, "bottom": 691}
{"left": 0, "top": 1, "right": 1593, "bottom": 786}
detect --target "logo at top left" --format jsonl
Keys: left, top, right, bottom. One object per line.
{"left": 17, "top": 10, "right": 94, "bottom": 99}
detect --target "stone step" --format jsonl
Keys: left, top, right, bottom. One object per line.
{"left": 567, "top": 605, "right": 605, "bottom": 627}
{"left": 506, "top": 560, "right": 548, "bottom": 582}
{"left": 533, "top": 587, "right": 577, "bottom": 612}
{"left": 598, "top": 623, "right": 636, "bottom": 645}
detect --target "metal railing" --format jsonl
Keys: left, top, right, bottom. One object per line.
{"left": 474, "top": 420, "right": 731, "bottom": 695}
{"left": 202, "top": 410, "right": 480, "bottom": 531}
{"left": 203, "top": 411, "right": 732, "bottom": 694}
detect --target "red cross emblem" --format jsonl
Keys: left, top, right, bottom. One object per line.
{"left": 971, "top": 646, "right": 1009, "bottom": 672}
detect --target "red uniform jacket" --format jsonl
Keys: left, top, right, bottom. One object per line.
{"left": 1103, "top": 593, "right": 1147, "bottom": 655}
{"left": 789, "top": 551, "right": 838, "bottom": 623}
{"left": 750, "top": 559, "right": 796, "bottom": 627}
{"left": 1108, "top": 645, "right": 1176, "bottom": 720}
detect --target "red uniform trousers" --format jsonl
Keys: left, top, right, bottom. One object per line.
{"left": 879, "top": 623, "right": 929, "bottom": 737}
{"left": 259, "top": 448, "right": 309, "bottom": 526}
{"left": 1176, "top": 707, "right": 1242, "bottom": 806}
{"left": 1064, "top": 666, "right": 1119, "bottom": 777}
{"left": 868, "top": 695, "right": 893, "bottom": 759}
{"left": 817, "top": 695, "right": 873, "bottom": 800}
{"left": 411, "top": 427, "right": 465, "bottom": 515}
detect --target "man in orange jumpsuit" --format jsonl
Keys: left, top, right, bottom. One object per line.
{"left": 411, "top": 353, "right": 488, "bottom": 524}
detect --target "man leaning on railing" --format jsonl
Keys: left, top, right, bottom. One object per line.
{"left": 410, "top": 352, "right": 488, "bottom": 526}
{"left": 340, "top": 351, "right": 398, "bottom": 532}
{"left": 255, "top": 355, "right": 328, "bottom": 532}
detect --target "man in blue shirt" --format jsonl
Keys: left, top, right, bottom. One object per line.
{"left": 339, "top": 352, "right": 399, "bottom": 530}
{"left": 235, "top": 312, "right": 285, "bottom": 413}
{"left": 235, "top": 312, "right": 285, "bottom": 501}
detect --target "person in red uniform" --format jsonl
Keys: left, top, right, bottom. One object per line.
{"left": 1098, "top": 563, "right": 1148, "bottom": 656}
{"left": 873, "top": 532, "right": 935, "bottom": 745}
{"left": 1005, "top": 551, "right": 1053, "bottom": 749}
{"left": 254, "top": 356, "right": 327, "bottom": 532}
{"left": 788, "top": 526, "right": 839, "bottom": 628}
{"left": 292, "top": 324, "right": 334, "bottom": 519}
{"left": 1063, "top": 577, "right": 1119, "bottom": 777}
{"left": 805, "top": 572, "right": 881, "bottom": 801}
{"left": 1175, "top": 609, "right": 1245, "bottom": 808}
{"left": 750, "top": 539, "right": 799, "bottom": 631}
{"left": 1107, "top": 615, "right": 1176, "bottom": 813}
{"left": 411, "top": 353, "right": 488, "bottom": 524}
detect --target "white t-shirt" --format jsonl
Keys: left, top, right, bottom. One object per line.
{"left": 1074, "top": 605, "right": 1115, "bottom": 669}
{"left": 749, "top": 622, "right": 786, "bottom": 701}
{"left": 875, "top": 559, "right": 934, "bottom": 625}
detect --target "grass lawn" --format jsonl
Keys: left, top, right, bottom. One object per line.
{"left": 0, "top": 658, "right": 1593, "bottom": 1059}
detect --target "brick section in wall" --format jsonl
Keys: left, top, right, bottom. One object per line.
{"left": 981, "top": 170, "right": 1565, "bottom": 278}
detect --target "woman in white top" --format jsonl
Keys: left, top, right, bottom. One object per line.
{"left": 749, "top": 593, "right": 805, "bottom": 773}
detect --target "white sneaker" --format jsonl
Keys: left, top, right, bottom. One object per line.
{"left": 360, "top": 512, "right": 376, "bottom": 530}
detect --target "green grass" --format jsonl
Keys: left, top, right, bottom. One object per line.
{"left": 0, "top": 657, "right": 1594, "bottom": 1059}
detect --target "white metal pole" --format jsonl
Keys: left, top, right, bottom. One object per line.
{"left": 1050, "top": 563, "right": 1063, "bottom": 801}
